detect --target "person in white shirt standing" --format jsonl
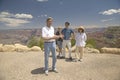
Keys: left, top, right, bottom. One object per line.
{"left": 75, "top": 26, "right": 87, "bottom": 62}
{"left": 42, "top": 17, "right": 63, "bottom": 75}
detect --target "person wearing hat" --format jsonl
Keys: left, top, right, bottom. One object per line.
{"left": 75, "top": 26, "right": 87, "bottom": 62}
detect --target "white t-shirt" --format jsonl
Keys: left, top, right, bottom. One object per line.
{"left": 75, "top": 32, "right": 87, "bottom": 47}
{"left": 42, "top": 26, "right": 55, "bottom": 42}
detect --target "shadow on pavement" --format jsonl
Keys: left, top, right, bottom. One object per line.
{"left": 31, "top": 67, "right": 44, "bottom": 74}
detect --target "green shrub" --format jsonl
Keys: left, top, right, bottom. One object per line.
{"left": 27, "top": 36, "right": 44, "bottom": 50}
{"left": 86, "top": 44, "right": 94, "bottom": 48}
{"left": 71, "top": 39, "right": 76, "bottom": 47}
{"left": 27, "top": 36, "right": 39, "bottom": 48}
{"left": 86, "top": 39, "right": 96, "bottom": 48}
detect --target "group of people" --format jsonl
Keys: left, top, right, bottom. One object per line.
{"left": 42, "top": 17, "right": 87, "bottom": 75}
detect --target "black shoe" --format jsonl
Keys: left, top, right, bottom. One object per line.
{"left": 57, "top": 55, "right": 60, "bottom": 58}
{"left": 60, "top": 56, "right": 65, "bottom": 59}
{"left": 78, "top": 59, "right": 80, "bottom": 61}
{"left": 69, "top": 57, "right": 73, "bottom": 61}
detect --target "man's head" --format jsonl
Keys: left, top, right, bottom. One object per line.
{"left": 65, "top": 22, "right": 70, "bottom": 28}
{"left": 46, "top": 17, "right": 53, "bottom": 27}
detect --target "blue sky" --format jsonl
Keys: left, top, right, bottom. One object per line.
{"left": 0, "top": 0, "right": 120, "bottom": 29}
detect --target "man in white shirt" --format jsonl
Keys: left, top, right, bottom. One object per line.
{"left": 42, "top": 17, "right": 63, "bottom": 75}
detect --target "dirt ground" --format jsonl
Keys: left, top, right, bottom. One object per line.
{"left": 0, "top": 52, "right": 120, "bottom": 80}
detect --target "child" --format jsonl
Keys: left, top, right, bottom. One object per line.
{"left": 56, "top": 27, "right": 63, "bottom": 58}
{"left": 75, "top": 26, "right": 87, "bottom": 62}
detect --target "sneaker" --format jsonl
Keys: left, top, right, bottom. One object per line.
{"left": 45, "top": 70, "right": 48, "bottom": 76}
{"left": 52, "top": 68, "right": 58, "bottom": 73}
{"left": 57, "top": 55, "right": 60, "bottom": 58}
{"left": 78, "top": 59, "right": 83, "bottom": 62}
{"left": 69, "top": 57, "right": 73, "bottom": 61}
{"left": 60, "top": 56, "right": 65, "bottom": 59}
{"left": 80, "top": 59, "right": 83, "bottom": 62}
{"left": 74, "top": 59, "right": 78, "bottom": 62}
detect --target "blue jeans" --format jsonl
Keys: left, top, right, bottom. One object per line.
{"left": 44, "top": 42, "right": 56, "bottom": 71}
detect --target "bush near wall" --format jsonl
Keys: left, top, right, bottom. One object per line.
{"left": 27, "top": 36, "right": 44, "bottom": 50}
{"left": 86, "top": 39, "right": 97, "bottom": 48}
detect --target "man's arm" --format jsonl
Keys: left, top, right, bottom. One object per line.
{"left": 42, "top": 35, "right": 60, "bottom": 40}
{"left": 42, "top": 28, "right": 57, "bottom": 40}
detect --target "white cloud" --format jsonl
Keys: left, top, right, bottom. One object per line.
{"left": 99, "top": 9, "right": 120, "bottom": 15}
{"left": 39, "top": 14, "right": 48, "bottom": 18}
{"left": 15, "top": 13, "right": 33, "bottom": 19}
{"left": 0, "top": 11, "right": 33, "bottom": 27}
{"left": 37, "top": 0, "right": 48, "bottom": 2}
{"left": 101, "top": 19, "right": 113, "bottom": 22}
{"left": 0, "top": 18, "right": 29, "bottom": 27}
{"left": 0, "top": 11, "right": 13, "bottom": 18}
{"left": 44, "top": 14, "right": 47, "bottom": 17}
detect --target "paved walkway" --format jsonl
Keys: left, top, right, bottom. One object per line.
{"left": 0, "top": 52, "right": 120, "bottom": 80}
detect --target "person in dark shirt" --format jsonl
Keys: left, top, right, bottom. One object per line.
{"left": 56, "top": 27, "right": 63, "bottom": 58}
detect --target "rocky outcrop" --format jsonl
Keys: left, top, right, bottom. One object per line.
{"left": 1, "top": 43, "right": 120, "bottom": 54}
{"left": 2, "top": 45, "right": 16, "bottom": 52}
{"left": 101, "top": 47, "right": 120, "bottom": 54}
{"left": 0, "top": 44, "right": 3, "bottom": 52}
{"left": 103, "top": 26, "right": 120, "bottom": 48}
{"left": 30, "top": 46, "right": 41, "bottom": 51}
{"left": 14, "top": 44, "right": 30, "bottom": 52}
{"left": 85, "top": 47, "right": 100, "bottom": 53}
{"left": 0, "top": 43, "right": 42, "bottom": 52}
